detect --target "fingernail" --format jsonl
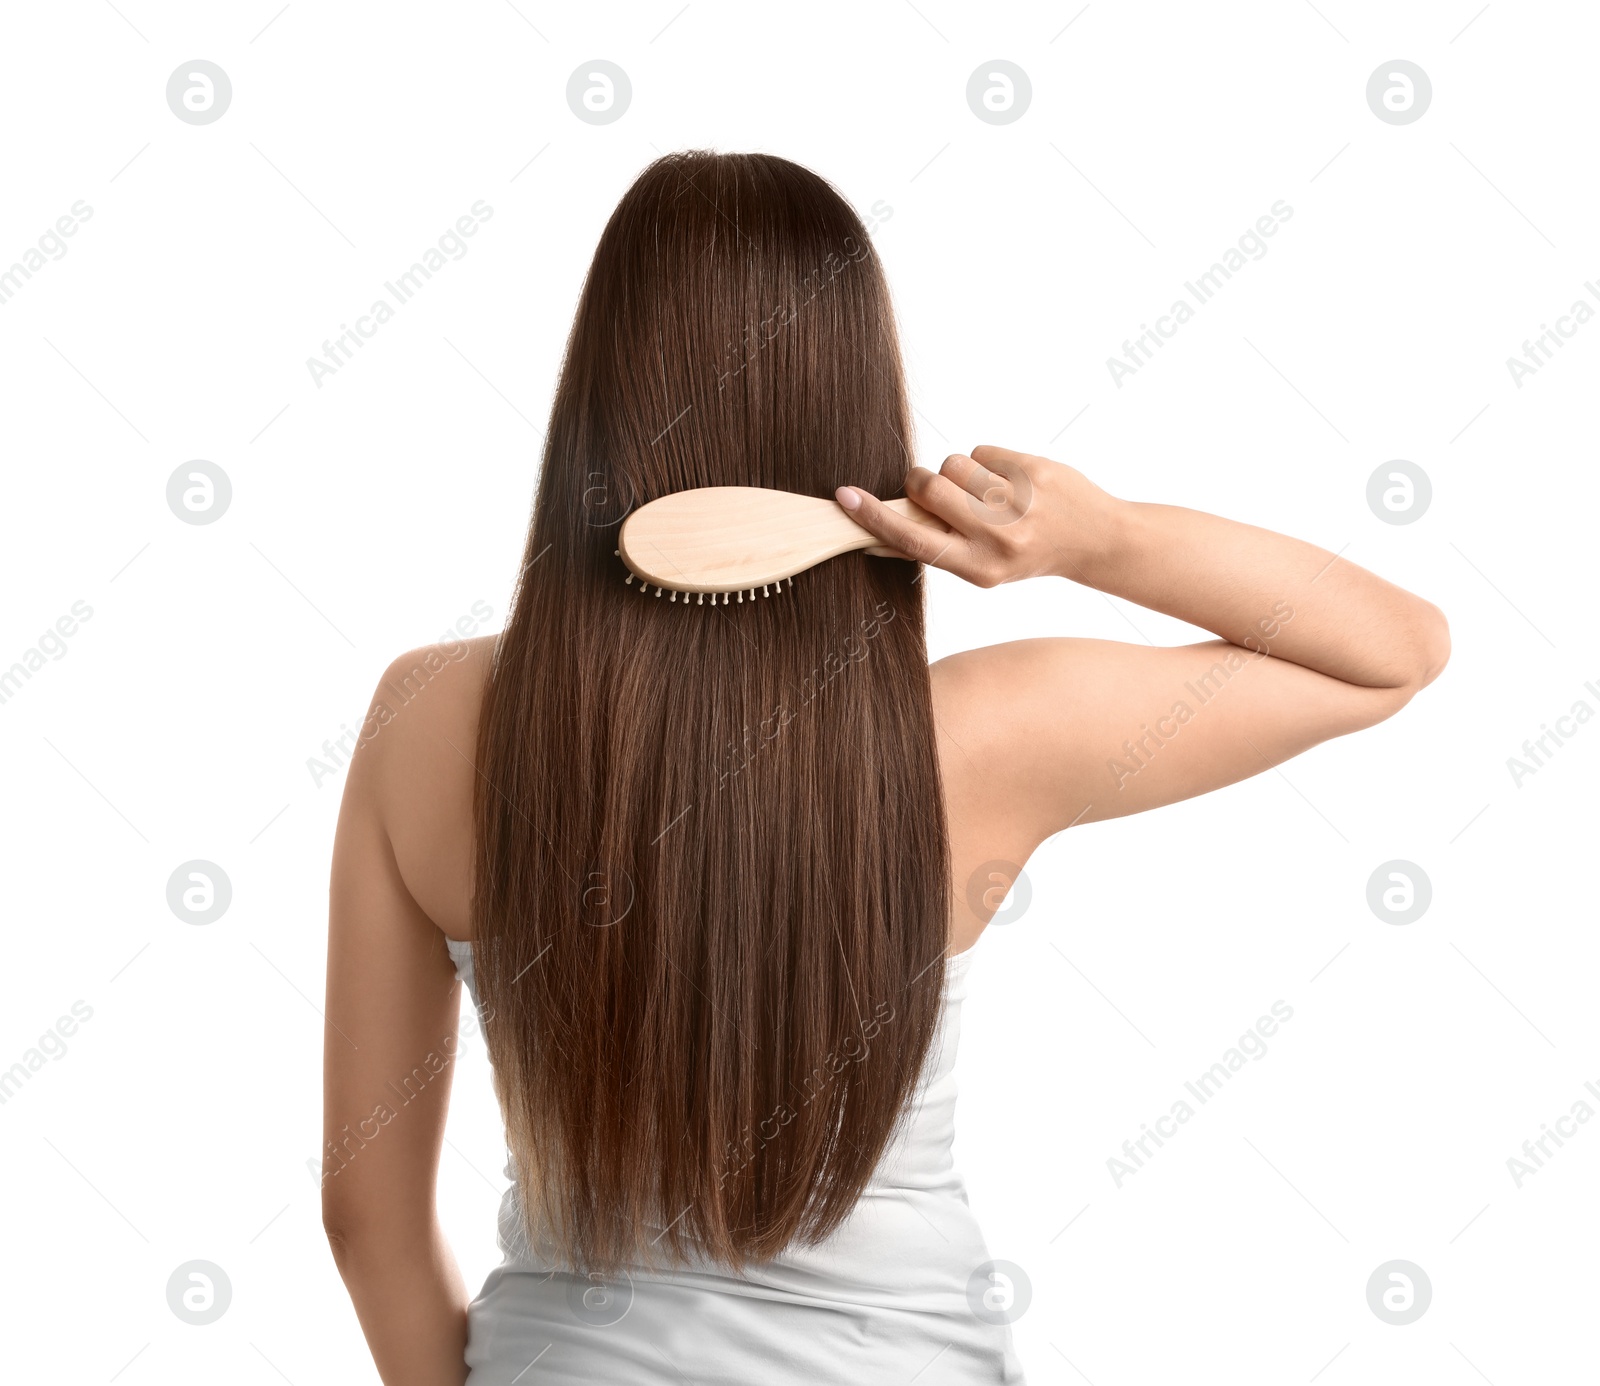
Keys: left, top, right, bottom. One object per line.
{"left": 835, "top": 486, "right": 861, "bottom": 511}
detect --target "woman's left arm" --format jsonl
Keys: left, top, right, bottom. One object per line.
{"left": 322, "top": 668, "right": 469, "bottom": 1384}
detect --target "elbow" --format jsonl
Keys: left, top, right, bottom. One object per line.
{"left": 323, "top": 1193, "right": 438, "bottom": 1269}
{"left": 322, "top": 1189, "right": 376, "bottom": 1266}
{"left": 1367, "top": 602, "right": 1449, "bottom": 719}
{"left": 1411, "top": 600, "right": 1451, "bottom": 691}
{"left": 1383, "top": 601, "right": 1449, "bottom": 710}
{"left": 322, "top": 1205, "right": 357, "bottom": 1266}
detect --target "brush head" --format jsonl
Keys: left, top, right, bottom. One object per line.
{"left": 615, "top": 485, "right": 938, "bottom": 597}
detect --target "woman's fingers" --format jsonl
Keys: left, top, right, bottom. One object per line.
{"left": 835, "top": 476, "right": 980, "bottom": 579}
{"left": 958, "top": 448, "right": 1035, "bottom": 526}
{"left": 969, "top": 443, "right": 1033, "bottom": 471}
{"left": 937, "top": 452, "right": 1005, "bottom": 508}
{"left": 838, "top": 447, "right": 1062, "bottom": 589}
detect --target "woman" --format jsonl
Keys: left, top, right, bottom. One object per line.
{"left": 321, "top": 150, "right": 1448, "bottom": 1384}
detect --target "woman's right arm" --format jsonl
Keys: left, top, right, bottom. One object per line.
{"left": 837, "top": 446, "right": 1449, "bottom": 838}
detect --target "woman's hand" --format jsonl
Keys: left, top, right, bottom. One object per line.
{"left": 837, "top": 445, "right": 1121, "bottom": 588}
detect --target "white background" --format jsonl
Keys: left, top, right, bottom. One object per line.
{"left": 2, "top": 2, "right": 1595, "bottom": 1382}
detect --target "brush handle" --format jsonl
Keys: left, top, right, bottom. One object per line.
{"left": 618, "top": 486, "right": 948, "bottom": 594}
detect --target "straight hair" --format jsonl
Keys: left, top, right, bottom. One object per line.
{"left": 471, "top": 149, "right": 950, "bottom": 1274}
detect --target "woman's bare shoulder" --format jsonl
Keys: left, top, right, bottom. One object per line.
{"left": 929, "top": 639, "right": 1059, "bottom": 814}
{"left": 356, "top": 633, "right": 498, "bottom": 941}
{"left": 930, "top": 642, "right": 1063, "bottom": 953}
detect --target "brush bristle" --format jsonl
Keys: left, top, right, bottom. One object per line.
{"left": 614, "top": 555, "right": 799, "bottom": 604}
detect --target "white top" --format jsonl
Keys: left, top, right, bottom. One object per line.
{"left": 446, "top": 935, "right": 1027, "bottom": 1384}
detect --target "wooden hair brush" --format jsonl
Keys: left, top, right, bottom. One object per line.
{"left": 614, "top": 486, "right": 947, "bottom": 603}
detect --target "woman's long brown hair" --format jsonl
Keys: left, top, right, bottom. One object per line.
{"left": 470, "top": 150, "right": 950, "bottom": 1275}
